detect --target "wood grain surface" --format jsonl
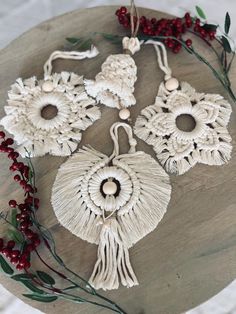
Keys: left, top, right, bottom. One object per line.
{"left": 0, "top": 6, "right": 236, "bottom": 314}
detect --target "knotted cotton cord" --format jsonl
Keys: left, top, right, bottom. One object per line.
{"left": 145, "top": 40, "right": 172, "bottom": 80}
{"left": 43, "top": 46, "right": 99, "bottom": 78}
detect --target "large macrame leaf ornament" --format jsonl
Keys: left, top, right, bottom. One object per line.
{"left": 134, "top": 41, "right": 232, "bottom": 175}
{"left": 51, "top": 122, "right": 171, "bottom": 290}
{"left": 0, "top": 48, "right": 101, "bottom": 157}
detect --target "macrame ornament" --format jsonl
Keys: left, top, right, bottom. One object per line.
{"left": 51, "top": 122, "right": 171, "bottom": 290}
{"left": 134, "top": 40, "right": 232, "bottom": 175}
{"left": 0, "top": 47, "right": 101, "bottom": 157}
{"left": 85, "top": 2, "right": 141, "bottom": 121}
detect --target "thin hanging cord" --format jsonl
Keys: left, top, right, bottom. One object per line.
{"left": 43, "top": 46, "right": 99, "bottom": 78}
{"left": 144, "top": 40, "right": 172, "bottom": 80}
{"left": 109, "top": 122, "right": 137, "bottom": 161}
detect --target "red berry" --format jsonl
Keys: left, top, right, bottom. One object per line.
{"left": 25, "top": 196, "right": 33, "bottom": 204}
{"left": 16, "top": 214, "right": 22, "bottom": 221}
{"left": 10, "top": 257, "right": 19, "bottom": 265}
{"left": 23, "top": 165, "right": 29, "bottom": 177}
{"left": 8, "top": 152, "right": 15, "bottom": 160}
{"left": 6, "top": 147, "right": 14, "bottom": 153}
{"left": 209, "top": 31, "right": 216, "bottom": 40}
{"left": 0, "top": 131, "right": 5, "bottom": 139}
{"left": 33, "top": 238, "right": 41, "bottom": 247}
{"left": 200, "top": 28, "right": 207, "bottom": 38}
{"left": 0, "top": 145, "right": 8, "bottom": 152}
{"left": 2, "top": 248, "right": 11, "bottom": 257}
{"left": 195, "top": 18, "right": 200, "bottom": 25}
{"left": 9, "top": 200, "right": 17, "bottom": 208}
{"left": 25, "top": 229, "right": 35, "bottom": 239}
{"left": 18, "top": 203, "right": 26, "bottom": 211}
{"left": 25, "top": 243, "right": 35, "bottom": 252}
{"left": 20, "top": 221, "right": 29, "bottom": 230}
{"left": 25, "top": 184, "right": 34, "bottom": 193}
{"left": 167, "top": 40, "right": 174, "bottom": 48}
{"left": 118, "top": 15, "right": 125, "bottom": 24}
{"left": 11, "top": 162, "right": 19, "bottom": 171}
{"left": 11, "top": 250, "right": 20, "bottom": 258}
{"left": 5, "top": 138, "right": 14, "bottom": 146}
{"left": 186, "top": 39, "right": 192, "bottom": 47}
{"left": 7, "top": 240, "right": 15, "bottom": 249}
{"left": 16, "top": 264, "right": 24, "bottom": 270}
{"left": 185, "top": 12, "right": 190, "bottom": 19}
{"left": 24, "top": 261, "right": 31, "bottom": 269}
{"left": 20, "top": 211, "right": 30, "bottom": 219}
{"left": 20, "top": 180, "right": 27, "bottom": 188}
{"left": 14, "top": 174, "right": 21, "bottom": 182}
{"left": 115, "top": 9, "right": 120, "bottom": 16}
{"left": 173, "top": 45, "right": 181, "bottom": 53}
{"left": 17, "top": 162, "right": 24, "bottom": 171}
{"left": 9, "top": 165, "right": 15, "bottom": 171}
{"left": 151, "top": 18, "right": 157, "bottom": 24}
{"left": 119, "top": 6, "right": 127, "bottom": 15}
{"left": 20, "top": 252, "right": 29, "bottom": 260}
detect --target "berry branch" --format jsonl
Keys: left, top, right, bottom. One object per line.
{"left": 66, "top": 6, "right": 235, "bottom": 103}
{"left": 0, "top": 130, "right": 127, "bottom": 314}
{"left": 114, "top": 5, "right": 236, "bottom": 102}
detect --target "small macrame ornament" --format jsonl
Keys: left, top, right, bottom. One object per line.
{"left": 0, "top": 47, "right": 101, "bottom": 157}
{"left": 85, "top": 3, "right": 141, "bottom": 121}
{"left": 134, "top": 41, "right": 232, "bottom": 175}
{"left": 51, "top": 122, "right": 171, "bottom": 290}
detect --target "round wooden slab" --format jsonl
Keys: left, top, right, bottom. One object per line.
{"left": 0, "top": 6, "right": 236, "bottom": 314}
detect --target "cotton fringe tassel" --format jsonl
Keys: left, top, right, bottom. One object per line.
{"left": 89, "top": 217, "right": 138, "bottom": 290}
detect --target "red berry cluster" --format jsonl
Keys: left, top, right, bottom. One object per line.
{"left": 115, "top": 8, "right": 216, "bottom": 53}
{"left": 0, "top": 131, "right": 41, "bottom": 271}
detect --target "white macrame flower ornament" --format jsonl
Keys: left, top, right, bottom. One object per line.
{"left": 0, "top": 48, "right": 101, "bottom": 157}
{"left": 135, "top": 80, "right": 232, "bottom": 175}
{"left": 134, "top": 40, "right": 232, "bottom": 175}
{"left": 51, "top": 122, "right": 171, "bottom": 290}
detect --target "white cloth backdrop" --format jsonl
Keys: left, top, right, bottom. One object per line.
{"left": 0, "top": 1, "right": 236, "bottom": 314}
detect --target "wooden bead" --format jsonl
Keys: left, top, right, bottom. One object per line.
{"left": 42, "top": 81, "right": 54, "bottom": 92}
{"left": 165, "top": 77, "right": 179, "bottom": 91}
{"left": 103, "top": 181, "right": 117, "bottom": 195}
{"left": 119, "top": 108, "right": 130, "bottom": 120}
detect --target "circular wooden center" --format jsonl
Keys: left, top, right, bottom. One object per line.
{"left": 41, "top": 104, "right": 58, "bottom": 120}
{"left": 176, "top": 114, "right": 196, "bottom": 132}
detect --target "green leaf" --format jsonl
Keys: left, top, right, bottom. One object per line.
{"left": 37, "top": 271, "right": 55, "bottom": 285}
{"left": 66, "top": 37, "right": 83, "bottom": 45}
{"left": 11, "top": 273, "right": 35, "bottom": 281}
{"left": 221, "top": 36, "right": 232, "bottom": 53}
{"left": 196, "top": 6, "right": 206, "bottom": 19}
{"left": 102, "top": 34, "right": 122, "bottom": 45}
{"left": 220, "top": 49, "right": 225, "bottom": 65}
{"left": 225, "top": 12, "right": 231, "bottom": 34}
{"left": 11, "top": 208, "right": 17, "bottom": 228}
{"left": 23, "top": 294, "right": 58, "bottom": 303}
{"left": 78, "top": 38, "right": 93, "bottom": 51}
{"left": 202, "top": 23, "right": 218, "bottom": 32}
{"left": 7, "top": 229, "right": 24, "bottom": 244}
{"left": 21, "top": 281, "right": 45, "bottom": 294}
{"left": 0, "top": 255, "right": 14, "bottom": 275}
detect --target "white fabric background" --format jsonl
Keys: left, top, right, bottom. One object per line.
{"left": 0, "top": 1, "right": 236, "bottom": 314}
